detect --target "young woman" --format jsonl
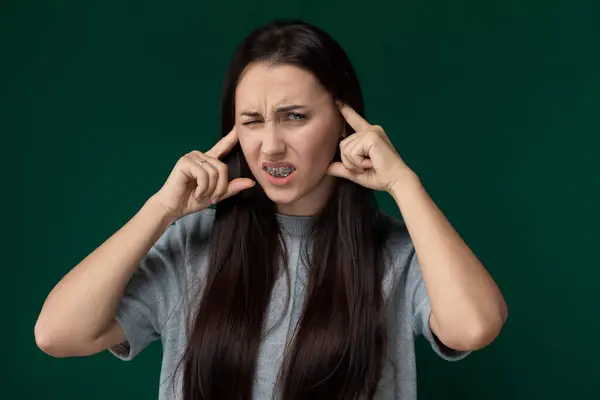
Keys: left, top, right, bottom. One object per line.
{"left": 35, "top": 19, "right": 507, "bottom": 400}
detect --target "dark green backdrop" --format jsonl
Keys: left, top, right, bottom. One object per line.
{"left": 4, "top": 0, "right": 599, "bottom": 399}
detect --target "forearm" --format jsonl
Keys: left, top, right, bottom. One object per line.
{"left": 390, "top": 170, "right": 508, "bottom": 350}
{"left": 35, "top": 196, "right": 175, "bottom": 348}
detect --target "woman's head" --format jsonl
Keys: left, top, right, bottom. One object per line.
{"left": 220, "top": 19, "right": 364, "bottom": 215}
{"left": 180, "top": 20, "right": 389, "bottom": 400}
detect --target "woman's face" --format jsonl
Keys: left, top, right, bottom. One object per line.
{"left": 235, "top": 62, "right": 343, "bottom": 216}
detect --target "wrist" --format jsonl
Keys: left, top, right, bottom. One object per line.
{"left": 388, "top": 167, "right": 421, "bottom": 199}
{"left": 144, "top": 195, "right": 180, "bottom": 227}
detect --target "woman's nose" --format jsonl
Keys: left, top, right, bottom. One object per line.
{"left": 261, "top": 123, "right": 286, "bottom": 156}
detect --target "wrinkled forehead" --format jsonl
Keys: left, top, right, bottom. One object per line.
{"left": 235, "top": 63, "right": 330, "bottom": 112}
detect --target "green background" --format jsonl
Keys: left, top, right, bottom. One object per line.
{"left": 3, "top": 0, "right": 599, "bottom": 399}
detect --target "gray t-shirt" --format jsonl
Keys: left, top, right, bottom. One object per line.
{"left": 109, "top": 208, "right": 468, "bottom": 399}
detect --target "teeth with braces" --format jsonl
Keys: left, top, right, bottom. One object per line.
{"left": 265, "top": 166, "right": 295, "bottom": 177}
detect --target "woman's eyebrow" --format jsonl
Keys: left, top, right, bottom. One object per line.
{"left": 239, "top": 110, "right": 262, "bottom": 118}
{"left": 274, "top": 104, "right": 307, "bottom": 113}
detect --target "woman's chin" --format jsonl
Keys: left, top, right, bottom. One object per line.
{"left": 257, "top": 173, "right": 334, "bottom": 215}
{"left": 262, "top": 186, "right": 299, "bottom": 205}
{"left": 262, "top": 186, "right": 328, "bottom": 216}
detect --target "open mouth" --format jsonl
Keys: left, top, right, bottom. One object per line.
{"left": 264, "top": 166, "right": 296, "bottom": 178}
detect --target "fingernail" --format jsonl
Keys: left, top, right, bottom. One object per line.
{"left": 211, "top": 197, "right": 219, "bottom": 204}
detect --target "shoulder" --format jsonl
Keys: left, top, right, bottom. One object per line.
{"left": 142, "top": 207, "right": 216, "bottom": 271}
{"left": 167, "top": 207, "right": 216, "bottom": 262}
{"left": 378, "top": 212, "right": 413, "bottom": 257}
{"left": 171, "top": 207, "right": 216, "bottom": 240}
{"left": 131, "top": 208, "right": 216, "bottom": 304}
{"left": 377, "top": 212, "right": 417, "bottom": 289}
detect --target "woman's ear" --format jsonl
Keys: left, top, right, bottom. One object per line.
{"left": 335, "top": 99, "right": 348, "bottom": 139}
{"left": 340, "top": 124, "right": 348, "bottom": 139}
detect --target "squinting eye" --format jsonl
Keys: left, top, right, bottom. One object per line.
{"left": 242, "top": 120, "right": 262, "bottom": 126}
{"left": 287, "top": 112, "right": 306, "bottom": 121}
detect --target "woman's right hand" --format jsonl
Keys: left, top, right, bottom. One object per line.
{"left": 151, "top": 127, "right": 255, "bottom": 220}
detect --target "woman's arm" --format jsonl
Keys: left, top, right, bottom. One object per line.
{"left": 327, "top": 103, "right": 507, "bottom": 351}
{"left": 390, "top": 170, "right": 508, "bottom": 351}
{"left": 34, "top": 197, "right": 175, "bottom": 357}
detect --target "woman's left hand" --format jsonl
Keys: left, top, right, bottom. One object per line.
{"left": 327, "top": 103, "right": 414, "bottom": 193}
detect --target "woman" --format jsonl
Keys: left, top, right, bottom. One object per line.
{"left": 34, "top": 19, "right": 507, "bottom": 400}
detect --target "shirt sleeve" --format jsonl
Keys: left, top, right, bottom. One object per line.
{"left": 108, "top": 218, "right": 189, "bottom": 361}
{"left": 407, "top": 249, "right": 471, "bottom": 361}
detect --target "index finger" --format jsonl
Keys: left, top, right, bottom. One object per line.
{"left": 338, "top": 102, "right": 371, "bottom": 132}
{"left": 206, "top": 127, "right": 239, "bottom": 159}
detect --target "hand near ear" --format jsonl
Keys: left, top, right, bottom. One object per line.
{"left": 327, "top": 103, "right": 413, "bottom": 193}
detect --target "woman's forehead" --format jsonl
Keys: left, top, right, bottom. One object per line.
{"left": 235, "top": 63, "right": 327, "bottom": 108}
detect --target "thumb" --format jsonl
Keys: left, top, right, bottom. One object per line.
{"left": 326, "top": 162, "right": 357, "bottom": 182}
{"left": 221, "top": 178, "right": 256, "bottom": 200}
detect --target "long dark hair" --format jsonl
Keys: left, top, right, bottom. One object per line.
{"left": 180, "top": 19, "right": 390, "bottom": 399}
